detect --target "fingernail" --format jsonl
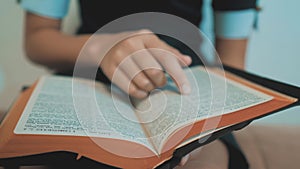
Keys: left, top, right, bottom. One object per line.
{"left": 183, "top": 55, "right": 191, "bottom": 59}
{"left": 182, "top": 55, "right": 192, "bottom": 65}
{"left": 181, "top": 83, "right": 191, "bottom": 94}
{"left": 144, "top": 81, "right": 154, "bottom": 91}
{"left": 137, "top": 90, "right": 148, "bottom": 98}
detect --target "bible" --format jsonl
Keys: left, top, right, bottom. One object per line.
{"left": 0, "top": 66, "right": 297, "bottom": 169}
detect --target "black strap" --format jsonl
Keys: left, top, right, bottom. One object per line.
{"left": 220, "top": 133, "right": 249, "bottom": 169}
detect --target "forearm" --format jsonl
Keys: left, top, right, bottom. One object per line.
{"left": 25, "top": 29, "right": 90, "bottom": 71}
{"left": 24, "top": 12, "right": 93, "bottom": 72}
{"left": 215, "top": 38, "right": 248, "bottom": 70}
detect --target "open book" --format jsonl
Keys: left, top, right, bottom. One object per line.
{"left": 0, "top": 66, "right": 297, "bottom": 169}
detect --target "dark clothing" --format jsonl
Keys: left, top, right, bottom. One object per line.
{"left": 77, "top": 0, "right": 203, "bottom": 34}
{"left": 77, "top": 0, "right": 257, "bottom": 34}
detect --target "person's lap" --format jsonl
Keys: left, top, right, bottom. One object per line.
{"left": 179, "top": 125, "right": 300, "bottom": 169}
{"left": 236, "top": 125, "right": 300, "bottom": 169}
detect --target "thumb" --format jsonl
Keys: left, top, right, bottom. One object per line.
{"left": 178, "top": 154, "right": 190, "bottom": 166}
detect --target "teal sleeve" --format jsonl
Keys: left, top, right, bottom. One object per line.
{"left": 20, "top": 0, "right": 70, "bottom": 19}
{"left": 214, "top": 9, "right": 257, "bottom": 39}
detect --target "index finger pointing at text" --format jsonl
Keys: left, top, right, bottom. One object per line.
{"left": 141, "top": 32, "right": 191, "bottom": 94}
{"left": 149, "top": 48, "right": 191, "bottom": 94}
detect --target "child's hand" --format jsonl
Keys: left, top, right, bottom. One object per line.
{"left": 96, "top": 30, "right": 192, "bottom": 98}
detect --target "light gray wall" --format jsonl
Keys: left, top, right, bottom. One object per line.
{"left": 201, "top": 0, "right": 300, "bottom": 125}
{"left": 0, "top": 0, "right": 79, "bottom": 111}
{"left": 0, "top": 0, "right": 299, "bottom": 125}
{"left": 247, "top": 0, "right": 300, "bottom": 125}
{"left": 0, "top": 0, "right": 48, "bottom": 111}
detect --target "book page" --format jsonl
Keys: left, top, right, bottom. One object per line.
{"left": 14, "top": 76, "right": 153, "bottom": 151}
{"left": 134, "top": 66, "right": 273, "bottom": 152}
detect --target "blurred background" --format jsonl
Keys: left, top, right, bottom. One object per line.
{"left": 0, "top": 0, "right": 299, "bottom": 125}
